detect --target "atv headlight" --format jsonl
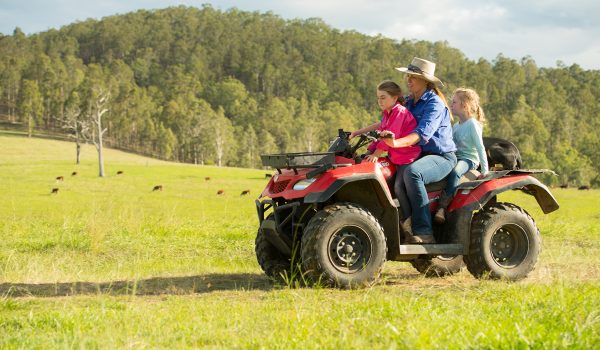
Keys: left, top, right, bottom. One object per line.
{"left": 293, "top": 178, "right": 317, "bottom": 190}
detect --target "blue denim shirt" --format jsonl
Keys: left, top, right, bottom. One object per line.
{"left": 405, "top": 89, "right": 456, "bottom": 155}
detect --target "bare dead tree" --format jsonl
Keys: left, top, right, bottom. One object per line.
{"left": 89, "top": 90, "right": 110, "bottom": 177}
{"left": 61, "top": 104, "right": 90, "bottom": 165}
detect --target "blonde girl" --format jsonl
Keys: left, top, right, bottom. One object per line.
{"left": 434, "top": 87, "right": 489, "bottom": 223}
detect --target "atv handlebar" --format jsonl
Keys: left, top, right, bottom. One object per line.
{"left": 331, "top": 129, "right": 393, "bottom": 159}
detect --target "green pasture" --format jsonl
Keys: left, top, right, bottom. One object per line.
{"left": 0, "top": 135, "right": 598, "bottom": 349}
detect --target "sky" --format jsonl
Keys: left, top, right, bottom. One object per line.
{"left": 1, "top": 0, "right": 599, "bottom": 70}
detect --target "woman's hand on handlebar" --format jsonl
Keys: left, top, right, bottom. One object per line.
{"left": 379, "top": 130, "right": 395, "bottom": 147}
{"left": 365, "top": 154, "right": 378, "bottom": 163}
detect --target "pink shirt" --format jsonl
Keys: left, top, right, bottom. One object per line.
{"left": 368, "top": 103, "right": 421, "bottom": 165}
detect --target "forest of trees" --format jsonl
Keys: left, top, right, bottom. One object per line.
{"left": 0, "top": 5, "right": 598, "bottom": 186}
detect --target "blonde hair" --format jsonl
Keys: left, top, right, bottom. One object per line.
{"left": 452, "top": 87, "right": 486, "bottom": 124}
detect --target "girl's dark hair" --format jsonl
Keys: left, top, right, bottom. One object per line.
{"left": 377, "top": 80, "right": 405, "bottom": 105}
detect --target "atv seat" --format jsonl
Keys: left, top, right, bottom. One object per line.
{"left": 424, "top": 169, "right": 481, "bottom": 193}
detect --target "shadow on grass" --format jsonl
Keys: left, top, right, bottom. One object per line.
{"left": 0, "top": 273, "right": 272, "bottom": 298}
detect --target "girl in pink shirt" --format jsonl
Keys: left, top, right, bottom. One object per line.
{"left": 351, "top": 81, "right": 420, "bottom": 220}
{"left": 350, "top": 80, "right": 421, "bottom": 165}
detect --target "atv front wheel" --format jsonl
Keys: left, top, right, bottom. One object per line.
{"left": 255, "top": 221, "right": 294, "bottom": 282}
{"left": 410, "top": 255, "right": 464, "bottom": 277}
{"left": 465, "top": 203, "right": 541, "bottom": 280}
{"left": 301, "top": 203, "right": 387, "bottom": 288}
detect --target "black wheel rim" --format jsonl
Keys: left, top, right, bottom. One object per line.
{"left": 328, "top": 226, "right": 372, "bottom": 273}
{"left": 489, "top": 223, "right": 529, "bottom": 268}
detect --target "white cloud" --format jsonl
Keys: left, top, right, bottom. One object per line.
{"left": 370, "top": 0, "right": 599, "bottom": 68}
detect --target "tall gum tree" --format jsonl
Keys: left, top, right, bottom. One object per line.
{"left": 80, "top": 64, "right": 111, "bottom": 177}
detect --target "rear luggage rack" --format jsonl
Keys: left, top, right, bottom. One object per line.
{"left": 261, "top": 152, "right": 335, "bottom": 174}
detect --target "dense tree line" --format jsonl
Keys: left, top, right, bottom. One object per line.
{"left": 0, "top": 5, "right": 598, "bottom": 186}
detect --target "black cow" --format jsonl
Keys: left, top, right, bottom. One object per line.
{"left": 482, "top": 137, "right": 522, "bottom": 170}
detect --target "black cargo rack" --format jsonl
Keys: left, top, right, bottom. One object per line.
{"left": 261, "top": 152, "right": 335, "bottom": 174}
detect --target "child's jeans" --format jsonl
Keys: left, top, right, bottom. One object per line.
{"left": 440, "top": 159, "right": 475, "bottom": 207}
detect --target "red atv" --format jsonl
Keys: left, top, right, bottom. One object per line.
{"left": 255, "top": 129, "right": 559, "bottom": 288}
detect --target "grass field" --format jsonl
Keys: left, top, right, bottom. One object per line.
{"left": 0, "top": 134, "right": 598, "bottom": 349}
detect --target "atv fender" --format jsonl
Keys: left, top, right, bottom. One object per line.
{"left": 449, "top": 174, "right": 559, "bottom": 214}
{"left": 304, "top": 174, "right": 401, "bottom": 260}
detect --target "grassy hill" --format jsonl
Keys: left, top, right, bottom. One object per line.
{"left": 0, "top": 135, "right": 598, "bottom": 348}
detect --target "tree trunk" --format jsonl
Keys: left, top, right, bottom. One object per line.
{"left": 90, "top": 93, "right": 109, "bottom": 177}
{"left": 97, "top": 125, "right": 105, "bottom": 177}
{"left": 76, "top": 141, "right": 81, "bottom": 165}
{"left": 215, "top": 135, "right": 224, "bottom": 167}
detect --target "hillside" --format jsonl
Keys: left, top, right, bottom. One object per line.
{"left": 0, "top": 5, "right": 599, "bottom": 186}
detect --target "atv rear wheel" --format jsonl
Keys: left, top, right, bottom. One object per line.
{"left": 301, "top": 203, "right": 387, "bottom": 288}
{"left": 465, "top": 203, "right": 541, "bottom": 280}
{"left": 410, "top": 255, "right": 464, "bottom": 277}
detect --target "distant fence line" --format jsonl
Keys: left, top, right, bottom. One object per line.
{"left": 0, "top": 119, "right": 170, "bottom": 162}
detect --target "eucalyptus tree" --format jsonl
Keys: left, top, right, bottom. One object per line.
{"left": 61, "top": 91, "right": 89, "bottom": 164}
{"left": 79, "top": 64, "right": 111, "bottom": 177}
{"left": 17, "top": 79, "right": 43, "bottom": 137}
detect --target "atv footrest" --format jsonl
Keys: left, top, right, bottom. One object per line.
{"left": 400, "top": 244, "right": 464, "bottom": 255}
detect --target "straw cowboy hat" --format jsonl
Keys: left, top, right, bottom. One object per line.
{"left": 395, "top": 57, "right": 444, "bottom": 87}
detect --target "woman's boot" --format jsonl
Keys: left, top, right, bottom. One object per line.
{"left": 401, "top": 217, "right": 414, "bottom": 242}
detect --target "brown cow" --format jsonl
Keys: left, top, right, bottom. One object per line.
{"left": 578, "top": 185, "right": 590, "bottom": 190}
{"left": 265, "top": 173, "right": 273, "bottom": 179}
{"left": 240, "top": 190, "right": 250, "bottom": 196}
{"left": 205, "top": 177, "right": 211, "bottom": 181}
{"left": 51, "top": 188, "right": 59, "bottom": 194}
{"left": 56, "top": 176, "right": 64, "bottom": 182}
{"left": 116, "top": 170, "right": 124, "bottom": 175}
{"left": 217, "top": 189, "right": 224, "bottom": 195}
{"left": 559, "top": 184, "right": 568, "bottom": 189}
{"left": 152, "top": 185, "right": 163, "bottom": 191}
{"left": 71, "top": 171, "right": 78, "bottom": 176}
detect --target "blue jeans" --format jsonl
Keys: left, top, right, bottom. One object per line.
{"left": 399, "top": 152, "right": 457, "bottom": 235}
{"left": 394, "top": 164, "right": 412, "bottom": 220}
{"left": 443, "top": 159, "right": 475, "bottom": 201}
